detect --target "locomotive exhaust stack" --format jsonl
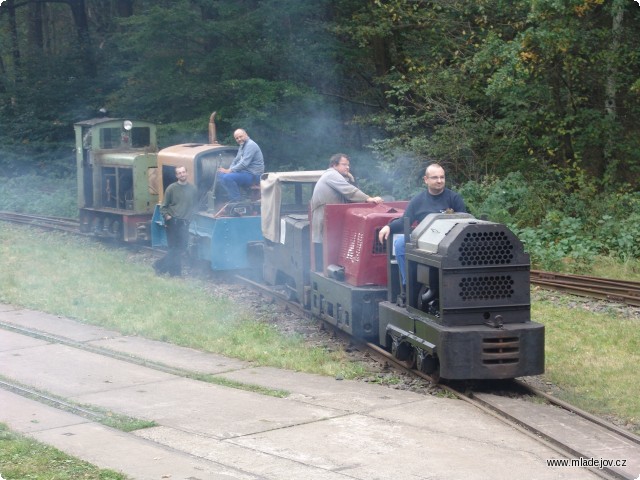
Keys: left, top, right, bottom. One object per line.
{"left": 208, "top": 112, "right": 219, "bottom": 145}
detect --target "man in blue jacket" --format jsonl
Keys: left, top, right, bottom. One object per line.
{"left": 217, "top": 129, "right": 265, "bottom": 202}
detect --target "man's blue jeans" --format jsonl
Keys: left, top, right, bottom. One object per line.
{"left": 394, "top": 234, "right": 407, "bottom": 288}
{"left": 218, "top": 171, "right": 256, "bottom": 201}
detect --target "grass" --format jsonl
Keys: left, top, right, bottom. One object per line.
{"left": 532, "top": 289, "right": 640, "bottom": 432}
{"left": 190, "top": 374, "right": 289, "bottom": 397}
{"left": 589, "top": 256, "right": 640, "bottom": 282}
{"left": 0, "top": 423, "right": 127, "bottom": 480}
{"left": 0, "top": 224, "right": 369, "bottom": 379}
{"left": 0, "top": 174, "right": 77, "bottom": 218}
{"left": 0, "top": 374, "right": 157, "bottom": 433}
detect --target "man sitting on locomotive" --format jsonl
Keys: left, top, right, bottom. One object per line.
{"left": 310, "top": 153, "right": 384, "bottom": 271}
{"left": 378, "top": 163, "right": 466, "bottom": 298}
{"left": 217, "top": 128, "right": 264, "bottom": 202}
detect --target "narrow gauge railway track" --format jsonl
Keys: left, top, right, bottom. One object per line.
{"left": 0, "top": 319, "right": 232, "bottom": 422}
{"left": 237, "top": 274, "right": 640, "bottom": 480}
{"left": 0, "top": 210, "right": 81, "bottom": 234}
{"left": 465, "top": 380, "right": 640, "bottom": 480}
{"left": 531, "top": 270, "right": 640, "bottom": 307}
{"left": 0, "top": 210, "right": 162, "bottom": 259}
{"left": 2, "top": 291, "right": 639, "bottom": 480}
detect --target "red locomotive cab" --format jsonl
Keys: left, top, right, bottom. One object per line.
{"left": 322, "top": 202, "right": 407, "bottom": 286}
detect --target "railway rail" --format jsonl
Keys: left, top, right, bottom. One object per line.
{"left": 530, "top": 270, "right": 640, "bottom": 307}
{"left": 2, "top": 315, "right": 639, "bottom": 480}
{"left": 0, "top": 210, "right": 81, "bottom": 234}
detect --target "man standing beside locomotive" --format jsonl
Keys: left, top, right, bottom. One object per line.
{"left": 310, "top": 153, "right": 384, "bottom": 271}
{"left": 154, "top": 166, "right": 198, "bottom": 277}
{"left": 217, "top": 128, "right": 264, "bottom": 202}
{"left": 378, "top": 163, "right": 466, "bottom": 293}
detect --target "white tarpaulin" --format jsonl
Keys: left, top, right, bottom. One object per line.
{"left": 260, "top": 170, "right": 324, "bottom": 242}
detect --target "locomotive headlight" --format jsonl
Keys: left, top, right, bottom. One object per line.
{"left": 123, "top": 120, "right": 133, "bottom": 131}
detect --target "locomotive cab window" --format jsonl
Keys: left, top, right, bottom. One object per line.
{"left": 162, "top": 165, "right": 178, "bottom": 192}
{"left": 280, "top": 182, "right": 315, "bottom": 214}
{"left": 99, "top": 126, "right": 151, "bottom": 149}
{"left": 130, "top": 127, "right": 151, "bottom": 148}
{"left": 99, "top": 128, "right": 121, "bottom": 149}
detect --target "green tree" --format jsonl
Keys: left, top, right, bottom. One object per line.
{"left": 341, "top": 0, "right": 640, "bottom": 191}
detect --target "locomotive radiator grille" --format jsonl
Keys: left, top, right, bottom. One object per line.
{"left": 341, "top": 228, "right": 364, "bottom": 263}
{"left": 458, "top": 231, "right": 515, "bottom": 266}
{"left": 458, "top": 275, "right": 515, "bottom": 301}
{"left": 482, "top": 337, "right": 519, "bottom": 365}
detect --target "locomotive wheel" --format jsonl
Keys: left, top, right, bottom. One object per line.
{"left": 392, "top": 340, "right": 416, "bottom": 369}
{"left": 398, "top": 347, "right": 416, "bottom": 370}
{"left": 91, "top": 216, "right": 103, "bottom": 234}
{"left": 417, "top": 351, "right": 439, "bottom": 376}
{"left": 415, "top": 349, "right": 441, "bottom": 383}
{"left": 79, "top": 214, "right": 91, "bottom": 233}
{"left": 284, "top": 278, "right": 298, "bottom": 302}
{"left": 109, "top": 218, "right": 122, "bottom": 236}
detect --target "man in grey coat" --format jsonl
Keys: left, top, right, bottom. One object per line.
{"left": 310, "top": 153, "right": 383, "bottom": 270}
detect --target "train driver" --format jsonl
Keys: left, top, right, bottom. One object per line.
{"left": 377, "top": 163, "right": 466, "bottom": 297}
{"left": 217, "top": 129, "right": 265, "bottom": 202}
{"left": 310, "top": 153, "right": 383, "bottom": 271}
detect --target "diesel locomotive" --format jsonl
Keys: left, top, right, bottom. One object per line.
{"left": 75, "top": 117, "right": 159, "bottom": 242}
{"left": 150, "top": 113, "right": 264, "bottom": 271}
{"left": 378, "top": 213, "right": 544, "bottom": 380}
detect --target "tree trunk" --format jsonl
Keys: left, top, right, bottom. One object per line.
{"left": 28, "top": 1, "right": 45, "bottom": 51}
{"left": 604, "top": 0, "right": 624, "bottom": 119}
{"left": 601, "top": 0, "right": 625, "bottom": 186}
{"left": 66, "top": 0, "right": 96, "bottom": 76}
{"left": 7, "top": 0, "right": 21, "bottom": 71}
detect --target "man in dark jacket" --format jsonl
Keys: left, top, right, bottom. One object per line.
{"left": 154, "top": 166, "right": 198, "bottom": 277}
{"left": 378, "top": 163, "right": 466, "bottom": 289}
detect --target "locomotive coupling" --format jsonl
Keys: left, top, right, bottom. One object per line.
{"left": 485, "top": 315, "right": 504, "bottom": 329}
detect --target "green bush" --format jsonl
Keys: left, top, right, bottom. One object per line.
{"left": 458, "top": 170, "right": 640, "bottom": 272}
{"left": 514, "top": 213, "right": 600, "bottom": 272}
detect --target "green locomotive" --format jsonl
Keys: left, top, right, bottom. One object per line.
{"left": 75, "top": 117, "right": 158, "bottom": 241}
